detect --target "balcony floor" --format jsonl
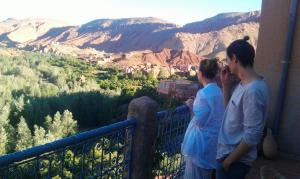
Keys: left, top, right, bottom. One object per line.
{"left": 246, "top": 157, "right": 300, "bottom": 179}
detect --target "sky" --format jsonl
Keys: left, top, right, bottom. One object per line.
{"left": 1, "top": 0, "right": 262, "bottom": 25}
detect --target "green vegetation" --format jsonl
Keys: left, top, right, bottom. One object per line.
{"left": 1, "top": 138, "right": 125, "bottom": 178}
{"left": 0, "top": 48, "right": 181, "bottom": 154}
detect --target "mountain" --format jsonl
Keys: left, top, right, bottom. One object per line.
{"left": 107, "top": 48, "right": 202, "bottom": 76}
{"left": 163, "top": 22, "right": 259, "bottom": 58}
{"left": 0, "top": 18, "right": 69, "bottom": 46}
{"left": 141, "top": 48, "right": 201, "bottom": 67}
{"left": 166, "top": 11, "right": 260, "bottom": 58}
{"left": 29, "top": 17, "right": 179, "bottom": 52}
{"left": 181, "top": 11, "right": 260, "bottom": 33}
{"left": 0, "top": 11, "right": 260, "bottom": 59}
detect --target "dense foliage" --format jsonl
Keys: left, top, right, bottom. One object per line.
{"left": 0, "top": 48, "right": 167, "bottom": 154}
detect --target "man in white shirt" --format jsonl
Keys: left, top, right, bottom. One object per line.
{"left": 216, "top": 36, "right": 269, "bottom": 179}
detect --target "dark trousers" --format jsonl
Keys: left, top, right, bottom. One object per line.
{"left": 216, "top": 161, "right": 250, "bottom": 179}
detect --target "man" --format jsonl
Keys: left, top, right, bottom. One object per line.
{"left": 216, "top": 36, "right": 269, "bottom": 179}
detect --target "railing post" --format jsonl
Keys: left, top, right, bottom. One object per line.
{"left": 126, "top": 96, "right": 159, "bottom": 179}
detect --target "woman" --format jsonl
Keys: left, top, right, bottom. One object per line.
{"left": 182, "top": 58, "right": 225, "bottom": 179}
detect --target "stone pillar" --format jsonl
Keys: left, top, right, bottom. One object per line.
{"left": 127, "top": 96, "right": 159, "bottom": 179}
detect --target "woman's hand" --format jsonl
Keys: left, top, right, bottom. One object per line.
{"left": 185, "top": 97, "right": 194, "bottom": 110}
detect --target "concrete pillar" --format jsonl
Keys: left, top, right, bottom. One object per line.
{"left": 126, "top": 96, "right": 159, "bottom": 179}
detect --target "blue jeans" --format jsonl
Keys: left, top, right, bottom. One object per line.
{"left": 216, "top": 161, "right": 250, "bottom": 179}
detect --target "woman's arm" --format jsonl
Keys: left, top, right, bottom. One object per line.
{"left": 185, "top": 98, "right": 195, "bottom": 118}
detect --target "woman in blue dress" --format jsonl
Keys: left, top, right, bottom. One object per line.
{"left": 182, "top": 59, "right": 225, "bottom": 179}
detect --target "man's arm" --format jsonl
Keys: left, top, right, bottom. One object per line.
{"left": 222, "top": 86, "right": 231, "bottom": 107}
{"left": 222, "top": 140, "right": 251, "bottom": 170}
{"left": 220, "top": 66, "right": 232, "bottom": 107}
{"left": 223, "top": 89, "right": 266, "bottom": 170}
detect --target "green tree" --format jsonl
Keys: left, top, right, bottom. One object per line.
{"left": 33, "top": 125, "right": 47, "bottom": 146}
{"left": 5, "top": 125, "right": 16, "bottom": 153}
{"left": 0, "top": 105, "right": 10, "bottom": 127}
{"left": 48, "top": 112, "right": 62, "bottom": 140}
{"left": 158, "top": 68, "right": 170, "bottom": 79}
{"left": 45, "top": 110, "right": 78, "bottom": 142}
{"left": 44, "top": 115, "right": 52, "bottom": 130}
{"left": 13, "top": 95, "right": 25, "bottom": 114}
{"left": 15, "top": 117, "right": 33, "bottom": 151}
{"left": 60, "top": 110, "right": 78, "bottom": 136}
{"left": 0, "top": 126, "right": 8, "bottom": 154}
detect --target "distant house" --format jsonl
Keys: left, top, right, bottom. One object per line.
{"left": 157, "top": 79, "right": 201, "bottom": 100}
{"left": 157, "top": 80, "right": 175, "bottom": 97}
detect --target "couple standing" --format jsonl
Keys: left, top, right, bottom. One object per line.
{"left": 181, "top": 36, "right": 269, "bottom": 179}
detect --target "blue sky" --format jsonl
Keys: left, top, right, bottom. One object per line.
{"left": 1, "top": 0, "right": 262, "bottom": 25}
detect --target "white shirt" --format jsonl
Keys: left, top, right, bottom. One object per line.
{"left": 181, "top": 83, "right": 225, "bottom": 169}
{"left": 217, "top": 79, "right": 269, "bottom": 165}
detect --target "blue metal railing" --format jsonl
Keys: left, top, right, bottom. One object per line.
{"left": 0, "top": 105, "right": 191, "bottom": 179}
{"left": 154, "top": 105, "right": 191, "bottom": 179}
{"left": 0, "top": 118, "right": 136, "bottom": 179}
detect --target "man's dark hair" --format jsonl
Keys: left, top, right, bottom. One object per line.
{"left": 199, "top": 58, "right": 219, "bottom": 79}
{"left": 226, "top": 36, "right": 255, "bottom": 68}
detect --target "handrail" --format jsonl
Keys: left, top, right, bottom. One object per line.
{"left": 157, "top": 105, "right": 189, "bottom": 119}
{"left": 0, "top": 118, "right": 136, "bottom": 167}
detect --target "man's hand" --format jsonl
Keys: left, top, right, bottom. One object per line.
{"left": 220, "top": 65, "right": 233, "bottom": 107}
{"left": 222, "top": 157, "right": 233, "bottom": 171}
{"left": 222, "top": 140, "right": 251, "bottom": 171}
{"left": 220, "top": 65, "right": 231, "bottom": 89}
